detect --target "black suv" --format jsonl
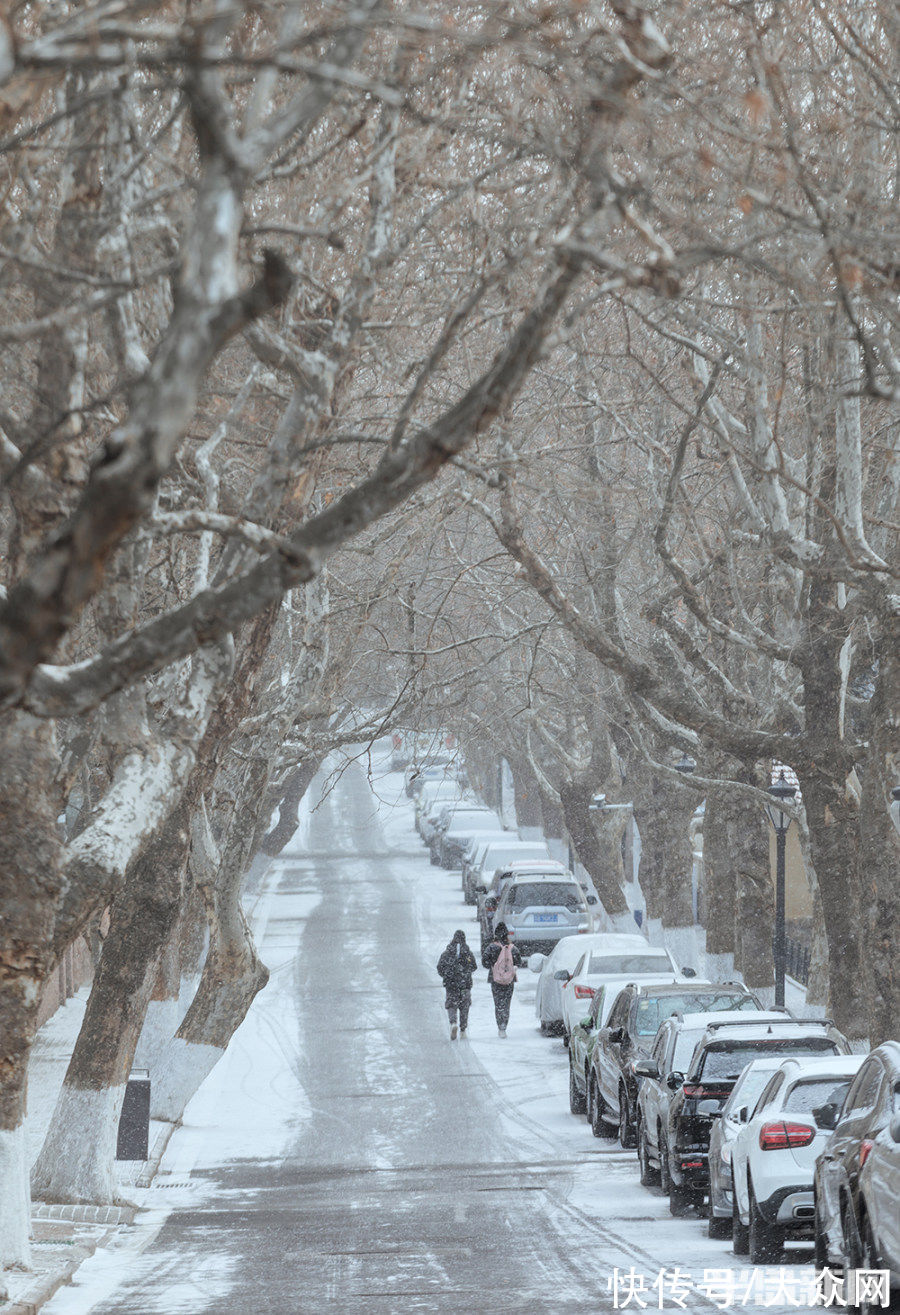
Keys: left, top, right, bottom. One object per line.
{"left": 587, "top": 982, "right": 760, "bottom": 1148}
{"left": 658, "top": 1015, "right": 850, "bottom": 1216}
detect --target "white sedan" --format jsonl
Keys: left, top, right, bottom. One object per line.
{"left": 557, "top": 938, "right": 683, "bottom": 1041}
{"left": 731, "top": 1054, "right": 864, "bottom": 1265}
{"left": 533, "top": 932, "right": 679, "bottom": 1037}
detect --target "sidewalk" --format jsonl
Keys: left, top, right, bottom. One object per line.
{"left": 1, "top": 991, "right": 177, "bottom": 1314}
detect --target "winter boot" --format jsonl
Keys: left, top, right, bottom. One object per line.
{"left": 450, "top": 1023, "right": 458, "bottom": 1040}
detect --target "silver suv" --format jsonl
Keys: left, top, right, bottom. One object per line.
{"left": 493, "top": 872, "right": 594, "bottom": 954}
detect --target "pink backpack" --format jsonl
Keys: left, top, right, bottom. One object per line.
{"left": 492, "top": 943, "right": 516, "bottom": 985}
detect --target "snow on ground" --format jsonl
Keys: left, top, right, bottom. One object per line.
{"left": 364, "top": 756, "right": 820, "bottom": 1311}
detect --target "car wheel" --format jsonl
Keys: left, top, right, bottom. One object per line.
{"left": 842, "top": 1199, "right": 864, "bottom": 1294}
{"left": 658, "top": 1130, "right": 672, "bottom": 1195}
{"left": 748, "top": 1183, "right": 782, "bottom": 1264}
{"left": 813, "top": 1190, "right": 829, "bottom": 1270}
{"left": 855, "top": 1215, "right": 898, "bottom": 1315}
{"left": 569, "top": 1059, "right": 587, "bottom": 1115}
{"left": 618, "top": 1086, "right": 636, "bottom": 1149}
{"left": 708, "top": 1188, "right": 732, "bottom": 1240}
{"left": 638, "top": 1120, "right": 660, "bottom": 1187}
{"left": 590, "top": 1079, "right": 613, "bottom": 1139}
{"left": 732, "top": 1195, "right": 749, "bottom": 1256}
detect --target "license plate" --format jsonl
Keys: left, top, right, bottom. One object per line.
{"left": 533, "top": 914, "right": 559, "bottom": 924}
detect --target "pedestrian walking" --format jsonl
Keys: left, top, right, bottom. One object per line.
{"left": 482, "top": 922, "right": 522, "bottom": 1037}
{"left": 437, "top": 929, "right": 477, "bottom": 1039}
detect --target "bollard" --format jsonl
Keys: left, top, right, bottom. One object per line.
{"left": 116, "top": 1069, "right": 151, "bottom": 1160}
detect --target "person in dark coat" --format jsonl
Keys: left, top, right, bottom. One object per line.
{"left": 481, "top": 922, "right": 522, "bottom": 1037}
{"left": 437, "top": 929, "right": 477, "bottom": 1039}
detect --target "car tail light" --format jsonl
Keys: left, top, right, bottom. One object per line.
{"left": 859, "top": 1139, "right": 874, "bottom": 1169}
{"left": 682, "top": 1084, "right": 731, "bottom": 1100}
{"left": 573, "top": 984, "right": 595, "bottom": 999}
{"left": 758, "top": 1121, "right": 816, "bottom": 1150}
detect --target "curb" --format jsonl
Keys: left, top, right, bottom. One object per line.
{"left": 1, "top": 1121, "right": 178, "bottom": 1314}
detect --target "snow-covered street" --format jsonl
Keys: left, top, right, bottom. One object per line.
{"left": 42, "top": 757, "right": 822, "bottom": 1314}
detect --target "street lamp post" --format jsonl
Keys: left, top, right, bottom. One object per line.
{"left": 766, "top": 768, "right": 797, "bottom": 1008}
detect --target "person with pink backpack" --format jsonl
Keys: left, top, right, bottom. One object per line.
{"left": 481, "top": 922, "right": 522, "bottom": 1037}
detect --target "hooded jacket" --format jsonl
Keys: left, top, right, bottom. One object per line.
{"left": 437, "top": 932, "right": 477, "bottom": 993}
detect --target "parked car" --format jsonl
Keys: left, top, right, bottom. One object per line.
{"left": 491, "top": 872, "right": 595, "bottom": 957}
{"left": 533, "top": 933, "right": 623, "bottom": 1035}
{"left": 419, "top": 791, "right": 472, "bottom": 845}
{"left": 814, "top": 1040, "right": 900, "bottom": 1284}
{"left": 653, "top": 1013, "right": 850, "bottom": 1217}
{"left": 463, "top": 838, "right": 551, "bottom": 904}
{"left": 636, "top": 1011, "right": 734, "bottom": 1187}
{"left": 853, "top": 1107, "right": 900, "bottom": 1312}
{"left": 415, "top": 780, "right": 464, "bottom": 834}
{"left": 707, "top": 1056, "right": 794, "bottom": 1239}
{"left": 405, "top": 760, "right": 453, "bottom": 798}
{"left": 556, "top": 937, "right": 681, "bottom": 1044}
{"left": 731, "top": 1055, "right": 864, "bottom": 1263}
{"left": 477, "top": 861, "right": 571, "bottom": 948}
{"left": 460, "top": 832, "right": 509, "bottom": 891}
{"left": 568, "top": 987, "right": 607, "bottom": 1115}
{"left": 434, "top": 809, "right": 504, "bottom": 867}
{"left": 589, "top": 982, "right": 759, "bottom": 1150}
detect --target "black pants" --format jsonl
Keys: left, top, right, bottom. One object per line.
{"left": 445, "top": 988, "right": 471, "bottom": 1029}
{"left": 491, "top": 982, "right": 514, "bottom": 1029}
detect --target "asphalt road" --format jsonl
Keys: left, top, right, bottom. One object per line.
{"left": 77, "top": 764, "right": 618, "bottom": 1314}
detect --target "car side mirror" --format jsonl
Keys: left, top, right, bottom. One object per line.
{"left": 554, "top": 970, "right": 571, "bottom": 982}
{"left": 681, "top": 966, "right": 697, "bottom": 979}
{"left": 587, "top": 894, "right": 599, "bottom": 905}
{"left": 738, "top": 1105, "right": 749, "bottom": 1123}
{"left": 666, "top": 1070, "right": 684, "bottom": 1090}
{"left": 528, "top": 953, "right": 546, "bottom": 973}
{"left": 633, "top": 1059, "right": 659, "bottom": 1080}
{"left": 813, "top": 1103, "right": 839, "bottom": 1131}
{"left": 485, "top": 898, "right": 498, "bottom": 912}
{"left": 890, "top": 1114, "right": 900, "bottom": 1144}
{"left": 580, "top": 1016, "right": 594, "bottom": 1030}
{"left": 609, "top": 1027, "right": 625, "bottom": 1044}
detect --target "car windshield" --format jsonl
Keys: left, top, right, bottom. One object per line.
{"left": 634, "top": 992, "right": 755, "bottom": 1036}
{"left": 697, "top": 1038, "right": 837, "bottom": 1081}
{"left": 784, "top": 1077, "right": 854, "bottom": 1118}
{"left": 506, "top": 882, "right": 582, "bottom": 911}
{"left": 587, "top": 953, "right": 672, "bottom": 975}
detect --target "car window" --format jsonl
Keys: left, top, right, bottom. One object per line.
{"left": 587, "top": 953, "right": 673, "bottom": 974}
{"left": 671, "top": 1028, "right": 705, "bottom": 1073}
{"left": 842, "top": 1061, "right": 883, "bottom": 1115}
{"left": 696, "top": 1038, "right": 838, "bottom": 1081}
{"left": 606, "top": 994, "right": 628, "bottom": 1030}
{"left": 754, "top": 1072, "right": 786, "bottom": 1111}
{"left": 634, "top": 992, "right": 755, "bottom": 1037}
{"left": 724, "top": 1065, "right": 782, "bottom": 1116}
{"left": 784, "top": 1077, "right": 855, "bottom": 1118}
{"left": 507, "top": 882, "right": 581, "bottom": 910}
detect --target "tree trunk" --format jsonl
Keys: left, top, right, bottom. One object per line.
{"left": 558, "top": 778, "right": 629, "bottom": 918}
{"left": 0, "top": 714, "right": 63, "bottom": 1270}
{"left": 700, "top": 793, "right": 736, "bottom": 966}
{"left": 858, "top": 594, "right": 899, "bottom": 1045}
{"left": 259, "top": 757, "right": 320, "bottom": 856}
{"left": 150, "top": 769, "right": 270, "bottom": 1123}
{"left": 510, "top": 756, "right": 544, "bottom": 830}
{"left": 728, "top": 796, "right": 774, "bottom": 996}
{"left": 31, "top": 806, "right": 190, "bottom": 1205}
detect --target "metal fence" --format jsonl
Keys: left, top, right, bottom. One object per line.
{"left": 783, "top": 936, "right": 811, "bottom": 985}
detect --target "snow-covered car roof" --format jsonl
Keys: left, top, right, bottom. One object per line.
{"left": 769, "top": 1055, "right": 864, "bottom": 1081}
{"left": 544, "top": 932, "right": 635, "bottom": 968}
